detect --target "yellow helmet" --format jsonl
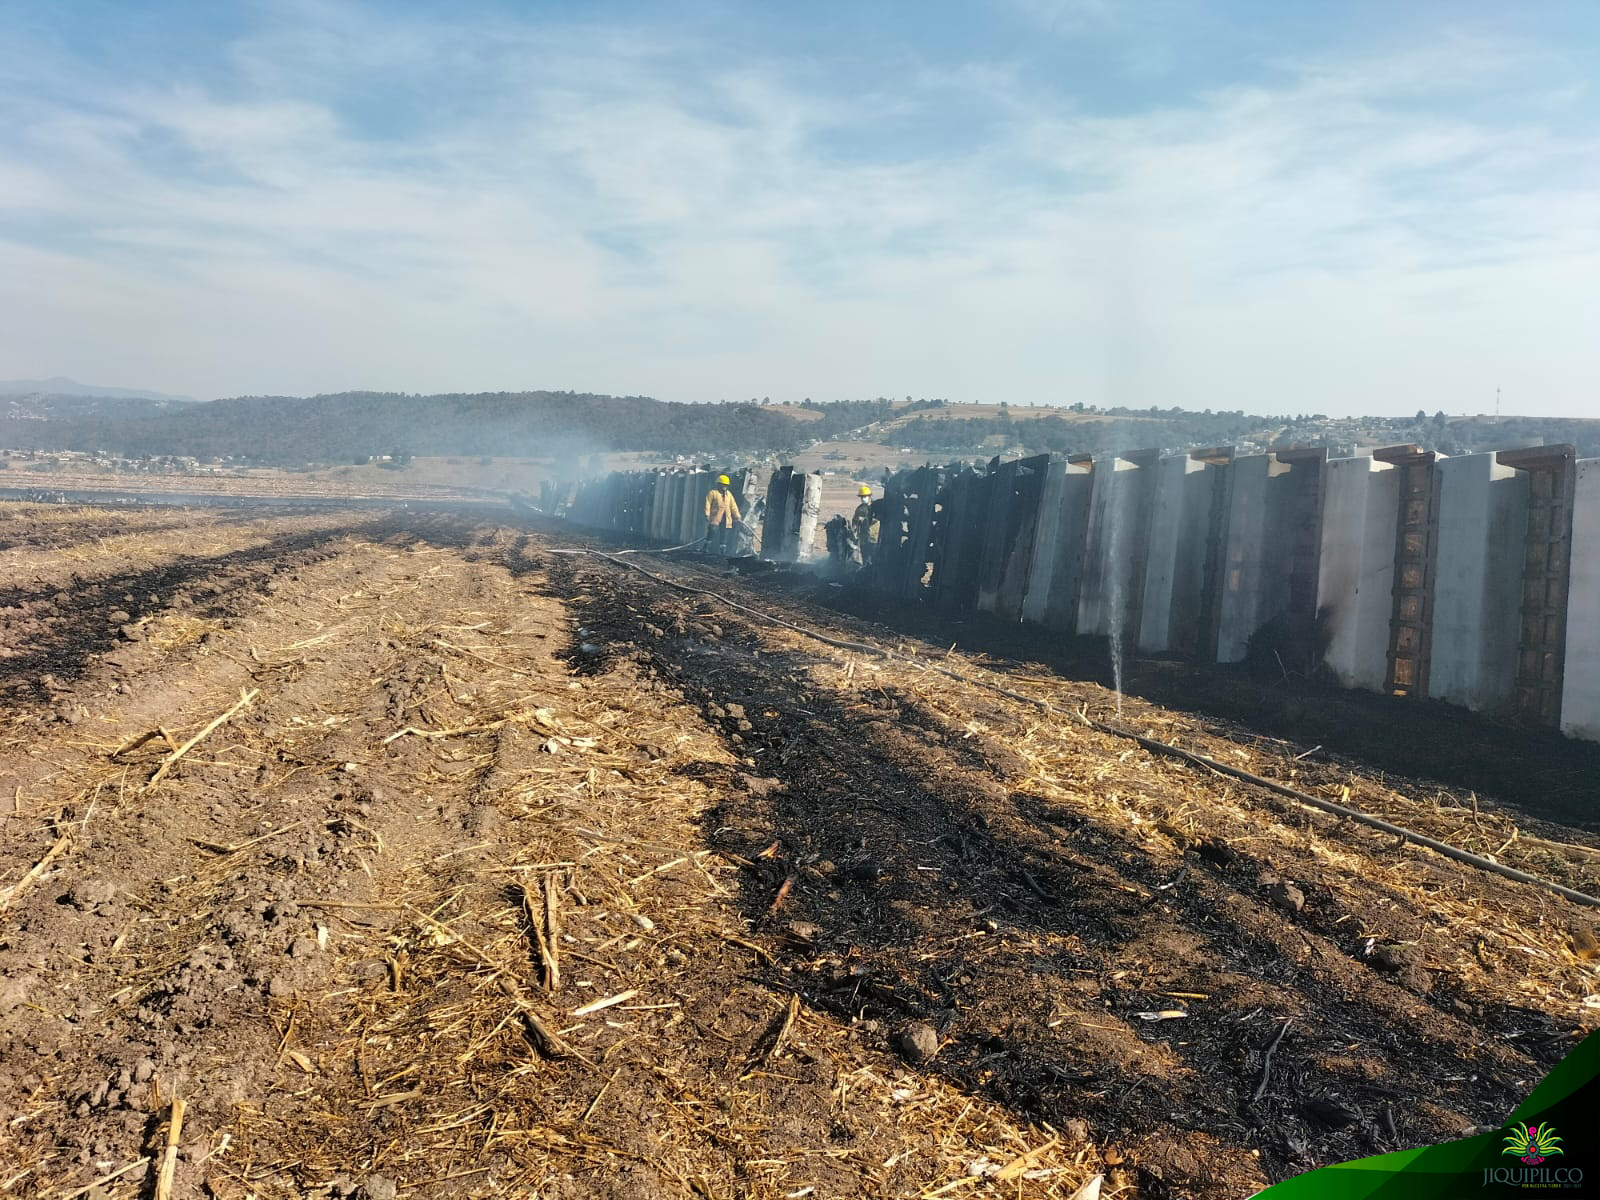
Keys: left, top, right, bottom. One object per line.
{"left": 859, "top": 484, "right": 872, "bottom": 496}
{"left": 717, "top": 474, "right": 731, "bottom": 485}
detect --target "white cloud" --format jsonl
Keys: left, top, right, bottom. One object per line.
{"left": 0, "top": 3, "right": 1595, "bottom": 416}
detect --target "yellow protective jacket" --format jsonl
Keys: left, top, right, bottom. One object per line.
{"left": 705, "top": 487, "right": 741, "bottom": 528}
{"left": 852, "top": 500, "right": 880, "bottom": 543}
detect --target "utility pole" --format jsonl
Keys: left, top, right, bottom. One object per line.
{"left": 1495, "top": 386, "right": 1501, "bottom": 421}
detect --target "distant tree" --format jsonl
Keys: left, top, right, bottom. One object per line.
{"left": 1414, "top": 409, "right": 1428, "bottom": 424}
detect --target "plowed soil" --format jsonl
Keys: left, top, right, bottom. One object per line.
{"left": 3, "top": 502, "right": 1598, "bottom": 1200}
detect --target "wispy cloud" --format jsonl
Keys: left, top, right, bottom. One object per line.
{"left": 0, "top": 0, "right": 1595, "bottom": 414}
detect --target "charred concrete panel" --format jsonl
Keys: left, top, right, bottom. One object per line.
{"left": 893, "top": 465, "right": 945, "bottom": 598}
{"left": 1021, "top": 458, "right": 1069, "bottom": 625}
{"left": 933, "top": 468, "right": 989, "bottom": 612}
{"left": 763, "top": 467, "right": 795, "bottom": 561}
{"left": 794, "top": 472, "right": 822, "bottom": 562}
{"left": 1040, "top": 462, "right": 1095, "bottom": 632}
{"left": 977, "top": 455, "right": 1049, "bottom": 619}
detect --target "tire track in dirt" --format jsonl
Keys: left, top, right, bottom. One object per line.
{"left": 0, "top": 530, "right": 523, "bottom": 1192}
{"left": 0, "top": 505, "right": 319, "bottom": 553}
{"left": 0, "top": 511, "right": 496, "bottom": 709}
{"left": 0, "top": 513, "right": 395, "bottom": 708}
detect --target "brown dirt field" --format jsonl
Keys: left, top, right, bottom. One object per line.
{"left": 2, "top": 502, "right": 1598, "bottom": 1200}
{"left": 0, "top": 454, "right": 680, "bottom": 502}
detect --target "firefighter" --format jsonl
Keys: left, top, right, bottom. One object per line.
{"left": 703, "top": 473, "right": 741, "bottom": 554}
{"left": 851, "top": 484, "right": 880, "bottom": 565}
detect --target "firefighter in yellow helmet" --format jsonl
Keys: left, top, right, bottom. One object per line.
{"left": 851, "top": 483, "right": 880, "bottom": 565}
{"left": 703, "top": 473, "right": 742, "bottom": 554}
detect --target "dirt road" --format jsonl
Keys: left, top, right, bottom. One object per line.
{"left": 2, "top": 503, "right": 1597, "bottom": 1199}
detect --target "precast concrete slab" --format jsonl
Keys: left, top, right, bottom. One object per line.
{"left": 673, "top": 471, "right": 691, "bottom": 542}
{"left": 1562, "top": 459, "right": 1600, "bottom": 742}
{"left": 973, "top": 463, "right": 1015, "bottom": 615}
{"left": 763, "top": 467, "right": 794, "bottom": 560}
{"left": 1021, "top": 457, "right": 1069, "bottom": 625}
{"left": 665, "top": 472, "right": 685, "bottom": 541}
{"left": 1077, "top": 453, "right": 1157, "bottom": 640}
{"left": 934, "top": 469, "right": 988, "bottom": 611}
{"left": 795, "top": 473, "right": 822, "bottom": 561}
{"left": 1138, "top": 455, "right": 1217, "bottom": 655}
{"left": 1216, "top": 455, "right": 1286, "bottom": 662}
{"left": 648, "top": 473, "right": 669, "bottom": 541}
{"left": 1427, "top": 454, "right": 1529, "bottom": 712}
{"left": 1212, "top": 451, "right": 1325, "bottom": 664}
{"left": 1040, "top": 462, "right": 1094, "bottom": 631}
{"left": 1317, "top": 456, "right": 1400, "bottom": 692}
{"left": 677, "top": 472, "right": 699, "bottom": 544}
{"left": 993, "top": 456, "right": 1051, "bottom": 620}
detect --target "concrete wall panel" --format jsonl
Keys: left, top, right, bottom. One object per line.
{"left": 1317, "top": 457, "right": 1400, "bottom": 692}
{"left": 1562, "top": 459, "right": 1600, "bottom": 741}
{"left": 1021, "top": 458, "right": 1068, "bottom": 625}
{"left": 560, "top": 448, "right": 1600, "bottom": 744}
{"left": 1216, "top": 455, "right": 1310, "bottom": 663}
{"left": 1077, "top": 457, "right": 1156, "bottom": 639}
{"left": 1428, "top": 454, "right": 1529, "bottom": 711}
{"left": 1138, "top": 456, "right": 1216, "bottom": 654}
{"left": 1040, "top": 466, "right": 1094, "bottom": 631}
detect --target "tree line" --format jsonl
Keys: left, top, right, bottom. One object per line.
{"left": 0, "top": 390, "right": 872, "bottom": 464}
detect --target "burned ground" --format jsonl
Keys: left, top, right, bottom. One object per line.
{"left": 786, "top": 577, "right": 1600, "bottom": 833}
{"left": 1, "top": 503, "right": 1597, "bottom": 1200}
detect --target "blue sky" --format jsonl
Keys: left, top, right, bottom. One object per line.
{"left": 1, "top": 0, "right": 1596, "bottom": 416}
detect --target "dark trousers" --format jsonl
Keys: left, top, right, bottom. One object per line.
{"left": 704, "top": 522, "right": 732, "bottom": 553}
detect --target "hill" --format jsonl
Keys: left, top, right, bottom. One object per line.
{"left": 877, "top": 406, "right": 1600, "bottom": 460}
{"left": 0, "top": 377, "right": 196, "bottom": 403}
{"left": 5, "top": 387, "right": 1596, "bottom": 468}
{"left": 2, "top": 392, "right": 198, "bottom": 425}
{"left": 0, "top": 390, "right": 911, "bottom": 464}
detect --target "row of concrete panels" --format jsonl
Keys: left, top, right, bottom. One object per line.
{"left": 553, "top": 448, "right": 1600, "bottom": 745}
{"left": 862, "top": 446, "right": 1595, "bottom": 742}
{"left": 545, "top": 467, "right": 764, "bottom": 546}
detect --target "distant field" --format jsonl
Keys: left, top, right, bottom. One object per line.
{"left": 752, "top": 403, "right": 827, "bottom": 422}
{"left": 270, "top": 452, "right": 680, "bottom": 493}
{"left": 874, "top": 404, "right": 1151, "bottom": 429}
{"left": 791, "top": 440, "right": 939, "bottom": 475}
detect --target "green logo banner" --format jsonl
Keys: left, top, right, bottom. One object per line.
{"left": 1252, "top": 1030, "right": 1600, "bottom": 1198}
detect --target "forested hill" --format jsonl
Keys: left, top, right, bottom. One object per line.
{"left": 0, "top": 390, "right": 899, "bottom": 463}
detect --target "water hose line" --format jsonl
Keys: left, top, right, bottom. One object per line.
{"left": 547, "top": 544, "right": 1600, "bottom": 909}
